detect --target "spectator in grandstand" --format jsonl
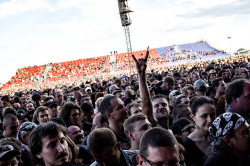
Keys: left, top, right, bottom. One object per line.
{"left": 137, "top": 127, "right": 184, "bottom": 166}
{"left": 0, "top": 114, "right": 19, "bottom": 139}
{"left": 172, "top": 104, "right": 194, "bottom": 123}
{"left": 226, "top": 78, "right": 250, "bottom": 122}
{"left": 204, "top": 112, "right": 250, "bottom": 166}
{"left": 32, "top": 106, "right": 51, "bottom": 125}
{"left": 184, "top": 96, "right": 216, "bottom": 166}
{"left": 54, "top": 91, "right": 64, "bottom": 106}
{"left": 91, "top": 113, "right": 108, "bottom": 131}
{"left": 87, "top": 128, "right": 138, "bottom": 166}
{"left": 29, "top": 122, "right": 71, "bottom": 166}
{"left": 58, "top": 102, "right": 82, "bottom": 129}
{"left": 99, "top": 95, "right": 130, "bottom": 150}
{"left": 123, "top": 113, "right": 151, "bottom": 150}
{"left": 126, "top": 102, "right": 142, "bottom": 117}
{"left": 211, "top": 77, "right": 226, "bottom": 103}
{"left": 193, "top": 79, "right": 208, "bottom": 97}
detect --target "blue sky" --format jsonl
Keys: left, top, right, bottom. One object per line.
{"left": 0, "top": 0, "right": 250, "bottom": 84}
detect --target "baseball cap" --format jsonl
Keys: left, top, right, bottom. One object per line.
{"left": 85, "top": 87, "right": 92, "bottom": 92}
{"left": 0, "top": 144, "right": 20, "bottom": 160}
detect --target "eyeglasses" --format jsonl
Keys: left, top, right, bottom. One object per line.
{"left": 141, "top": 155, "right": 183, "bottom": 166}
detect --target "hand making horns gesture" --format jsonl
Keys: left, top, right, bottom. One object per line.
{"left": 132, "top": 48, "right": 149, "bottom": 74}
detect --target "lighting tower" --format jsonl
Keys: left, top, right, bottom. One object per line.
{"left": 117, "top": 0, "right": 133, "bottom": 72}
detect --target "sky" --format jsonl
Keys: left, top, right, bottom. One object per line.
{"left": 0, "top": 0, "right": 250, "bottom": 84}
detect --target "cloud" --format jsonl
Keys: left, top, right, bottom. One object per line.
{"left": 183, "top": 0, "right": 250, "bottom": 18}
{"left": 0, "top": 0, "right": 51, "bottom": 19}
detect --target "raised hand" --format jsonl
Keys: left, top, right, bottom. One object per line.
{"left": 132, "top": 48, "right": 149, "bottom": 74}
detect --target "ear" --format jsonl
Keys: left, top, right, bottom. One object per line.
{"left": 128, "top": 132, "right": 135, "bottom": 141}
{"left": 2, "top": 124, "right": 6, "bottom": 131}
{"left": 106, "top": 112, "right": 111, "bottom": 120}
{"left": 137, "top": 155, "right": 145, "bottom": 165}
{"left": 116, "top": 142, "right": 121, "bottom": 150}
{"left": 223, "top": 135, "right": 233, "bottom": 147}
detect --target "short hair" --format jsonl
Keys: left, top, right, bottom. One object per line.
{"left": 163, "top": 76, "right": 174, "bottom": 84}
{"left": 32, "top": 106, "right": 48, "bottom": 124}
{"left": 126, "top": 102, "right": 141, "bottom": 116}
{"left": 3, "top": 107, "right": 17, "bottom": 116}
{"left": 99, "top": 95, "right": 117, "bottom": 119}
{"left": 87, "top": 128, "right": 117, "bottom": 154}
{"left": 3, "top": 114, "right": 18, "bottom": 126}
{"left": 173, "top": 104, "right": 189, "bottom": 121}
{"left": 123, "top": 113, "right": 147, "bottom": 139}
{"left": 211, "top": 77, "right": 223, "bottom": 90}
{"left": 191, "top": 96, "right": 215, "bottom": 115}
{"left": 139, "top": 127, "right": 177, "bottom": 158}
{"left": 29, "top": 122, "right": 67, "bottom": 165}
{"left": 226, "top": 78, "right": 250, "bottom": 104}
{"left": 95, "top": 97, "right": 104, "bottom": 113}
{"left": 175, "top": 95, "right": 188, "bottom": 106}
{"left": 152, "top": 94, "right": 167, "bottom": 102}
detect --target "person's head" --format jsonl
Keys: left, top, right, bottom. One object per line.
{"left": 81, "top": 96, "right": 92, "bottom": 106}
{"left": 87, "top": 128, "right": 121, "bottom": 166}
{"left": 194, "top": 79, "right": 207, "bottom": 96}
{"left": 173, "top": 104, "right": 194, "bottom": 122}
{"left": 58, "top": 102, "right": 82, "bottom": 128}
{"left": 152, "top": 95, "right": 170, "bottom": 123}
{"left": 16, "top": 122, "right": 37, "bottom": 146}
{"left": 73, "top": 91, "right": 82, "bottom": 104}
{"left": 80, "top": 102, "right": 94, "bottom": 124}
{"left": 191, "top": 96, "right": 216, "bottom": 131}
{"left": 137, "top": 127, "right": 180, "bottom": 166}
{"left": 67, "top": 125, "right": 83, "bottom": 145}
{"left": 124, "top": 114, "right": 151, "bottom": 147}
{"left": 212, "top": 77, "right": 226, "bottom": 94}
{"left": 46, "top": 101, "right": 60, "bottom": 119}
{"left": 91, "top": 113, "right": 108, "bottom": 131}
{"left": 168, "top": 90, "right": 182, "bottom": 107}
{"left": 178, "top": 78, "right": 187, "bottom": 88}
{"left": 29, "top": 122, "right": 69, "bottom": 166}
{"left": 54, "top": 91, "right": 64, "bottom": 105}
{"left": 171, "top": 118, "right": 195, "bottom": 141}
{"left": 225, "top": 78, "right": 250, "bottom": 117}
{"left": 19, "top": 97, "right": 27, "bottom": 109}
{"left": 99, "top": 95, "right": 127, "bottom": 123}
{"left": 26, "top": 101, "right": 35, "bottom": 115}
{"left": 185, "top": 85, "right": 195, "bottom": 98}
{"left": 32, "top": 106, "right": 51, "bottom": 124}
{"left": 191, "top": 72, "right": 200, "bottom": 83}
{"left": 209, "top": 112, "right": 250, "bottom": 156}
{"left": 3, "top": 114, "right": 19, "bottom": 138}
{"left": 126, "top": 102, "right": 142, "bottom": 117}
{"left": 0, "top": 144, "right": 21, "bottom": 166}
{"left": 162, "top": 76, "right": 174, "bottom": 91}
{"left": 85, "top": 87, "right": 92, "bottom": 95}
{"left": 208, "top": 70, "right": 217, "bottom": 82}
{"left": 176, "top": 95, "right": 190, "bottom": 106}
{"left": 112, "top": 89, "right": 124, "bottom": 100}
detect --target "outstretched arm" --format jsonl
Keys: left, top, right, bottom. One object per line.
{"left": 132, "top": 49, "right": 154, "bottom": 123}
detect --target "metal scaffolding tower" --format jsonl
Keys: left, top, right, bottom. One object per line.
{"left": 117, "top": 0, "right": 133, "bottom": 73}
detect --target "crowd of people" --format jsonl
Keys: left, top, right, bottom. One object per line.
{"left": 0, "top": 50, "right": 250, "bottom": 165}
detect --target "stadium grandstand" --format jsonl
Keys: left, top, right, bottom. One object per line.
{"left": 0, "top": 40, "right": 230, "bottom": 94}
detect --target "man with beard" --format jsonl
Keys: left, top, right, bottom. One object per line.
{"left": 29, "top": 122, "right": 72, "bottom": 166}
{"left": 67, "top": 125, "right": 83, "bottom": 146}
{"left": 26, "top": 101, "right": 35, "bottom": 121}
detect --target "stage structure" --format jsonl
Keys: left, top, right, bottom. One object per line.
{"left": 117, "top": 0, "right": 133, "bottom": 72}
